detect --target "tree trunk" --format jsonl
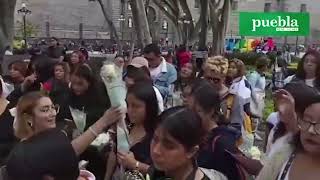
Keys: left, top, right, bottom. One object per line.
{"left": 0, "top": 0, "right": 17, "bottom": 62}
{"left": 219, "top": 0, "right": 231, "bottom": 55}
{"left": 210, "top": 0, "right": 231, "bottom": 55}
{"left": 153, "top": 0, "right": 200, "bottom": 46}
{"left": 198, "top": 0, "right": 209, "bottom": 50}
{"left": 179, "top": 0, "right": 194, "bottom": 41}
{"left": 96, "top": 0, "right": 122, "bottom": 53}
{"left": 178, "top": 24, "right": 184, "bottom": 45}
{"left": 179, "top": 0, "right": 194, "bottom": 42}
{"left": 131, "top": 0, "right": 152, "bottom": 48}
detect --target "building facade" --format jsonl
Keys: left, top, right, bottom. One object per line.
{"left": 15, "top": 0, "right": 114, "bottom": 39}
{"left": 15, "top": 0, "right": 320, "bottom": 45}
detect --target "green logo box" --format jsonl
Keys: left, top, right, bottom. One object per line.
{"left": 239, "top": 12, "right": 310, "bottom": 36}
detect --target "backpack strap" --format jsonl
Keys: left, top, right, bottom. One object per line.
{"left": 211, "top": 135, "right": 221, "bottom": 153}
{"left": 225, "top": 94, "right": 235, "bottom": 121}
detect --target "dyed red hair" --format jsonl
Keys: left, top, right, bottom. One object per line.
{"left": 71, "top": 50, "right": 85, "bottom": 63}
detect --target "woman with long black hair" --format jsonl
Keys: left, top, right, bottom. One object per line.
{"left": 60, "top": 64, "right": 111, "bottom": 179}
{"left": 257, "top": 82, "right": 320, "bottom": 180}
{"left": 285, "top": 50, "right": 320, "bottom": 90}
{"left": 105, "top": 82, "right": 159, "bottom": 179}
{"left": 149, "top": 106, "right": 227, "bottom": 180}
{"left": 117, "top": 82, "right": 159, "bottom": 173}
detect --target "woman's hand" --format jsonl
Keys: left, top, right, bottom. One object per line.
{"left": 22, "top": 74, "right": 37, "bottom": 91}
{"left": 275, "top": 89, "right": 295, "bottom": 112}
{"left": 102, "top": 107, "right": 123, "bottom": 126}
{"left": 117, "top": 151, "right": 137, "bottom": 170}
{"left": 95, "top": 107, "right": 123, "bottom": 133}
{"left": 275, "top": 89, "right": 297, "bottom": 126}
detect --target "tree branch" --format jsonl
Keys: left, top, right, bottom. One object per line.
{"left": 179, "top": 0, "right": 195, "bottom": 39}
{"left": 159, "top": 0, "right": 179, "bottom": 17}
{"left": 145, "top": 0, "right": 151, "bottom": 13}
{"left": 153, "top": 0, "right": 178, "bottom": 23}
{"left": 96, "top": 0, "right": 120, "bottom": 42}
{"left": 216, "top": 0, "right": 223, "bottom": 7}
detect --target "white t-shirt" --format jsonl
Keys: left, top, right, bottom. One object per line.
{"left": 150, "top": 63, "right": 163, "bottom": 81}
{"left": 284, "top": 75, "right": 315, "bottom": 88}
{"left": 153, "top": 86, "right": 164, "bottom": 114}
{"left": 267, "top": 112, "right": 280, "bottom": 127}
{"left": 229, "top": 77, "right": 251, "bottom": 104}
{"left": 5, "top": 50, "right": 13, "bottom": 55}
{"left": 0, "top": 77, "right": 14, "bottom": 98}
{"left": 305, "top": 78, "right": 315, "bottom": 87}
{"left": 284, "top": 75, "right": 294, "bottom": 85}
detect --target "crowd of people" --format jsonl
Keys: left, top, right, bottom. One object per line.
{"left": 0, "top": 37, "right": 319, "bottom": 180}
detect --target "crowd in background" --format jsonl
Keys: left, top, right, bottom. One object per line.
{"left": 0, "top": 37, "right": 319, "bottom": 180}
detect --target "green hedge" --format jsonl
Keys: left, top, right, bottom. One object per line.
{"left": 225, "top": 52, "right": 271, "bottom": 66}
{"left": 225, "top": 52, "right": 301, "bottom": 66}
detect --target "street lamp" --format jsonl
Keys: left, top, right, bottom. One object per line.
{"left": 118, "top": 14, "right": 126, "bottom": 41}
{"left": 178, "top": 13, "right": 191, "bottom": 49}
{"left": 18, "top": 3, "right": 32, "bottom": 50}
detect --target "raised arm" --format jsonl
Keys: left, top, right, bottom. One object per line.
{"left": 71, "top": 107, "right": 122, "bottom": 156}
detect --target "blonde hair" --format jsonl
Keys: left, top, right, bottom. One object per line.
{"left": 54, "top": 62, "right": 71, "bottom": 83}
{"left": 229, "top": 58, "right": 246, "bottom": 77}
{"left": 15, "top": 91, "right": 48, "bottom": 139}
{"left": 203, "top": 56, "right": 229, "bottom": 76}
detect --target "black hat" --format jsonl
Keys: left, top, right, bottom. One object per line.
{"left": 6, "top": 129, "right": 79, "bottom": 180}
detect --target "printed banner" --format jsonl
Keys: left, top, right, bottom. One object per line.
{"left": 239, "top": 12, "right": 310, "bottom": 36}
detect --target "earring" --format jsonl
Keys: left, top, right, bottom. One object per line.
{"left": 28, "top": 121, "right": 33, "bottom": 127}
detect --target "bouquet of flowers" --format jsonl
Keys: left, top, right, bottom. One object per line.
{"left": 100, "top": 62, "right": 130, "bottom": 158}
{"left": 69, "top": 106, "right": 86, "bottom": 138}
{"left": 248, "top": 146, "right": 262, "bottom": 160}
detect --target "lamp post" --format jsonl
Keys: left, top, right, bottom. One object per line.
{"left": 178, "top": 13, "right": 191, "bottom": 49}
{"left": 119, "top": 14, "right": 126, "bottom": 41}
{"left": 18, "top": 3, "right": 32, "bottom": 50}
{"left": 162, "top": 20, "right": 169, "bottom": 46}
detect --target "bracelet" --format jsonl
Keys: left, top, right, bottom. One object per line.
{"left": 89, "top": 127, "right": 98, "bottom": 137}
{"left": 135, "top": 161, "right": 140, "bottom": 170}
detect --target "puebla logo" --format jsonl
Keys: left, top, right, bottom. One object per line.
{"left": 252, "top": 16, "right": 299, "bottom": 32}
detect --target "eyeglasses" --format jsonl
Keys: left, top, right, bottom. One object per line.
{"left": 204, "top": 76, "right": 221, "bottom": 84}
{"left": 40, "top": 104, "right": 60, "bottom": 114}
{"left": 298, "top": 118, "right": 320, "bottom": 135}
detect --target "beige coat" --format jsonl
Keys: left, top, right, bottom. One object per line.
{"left": 256, "top": 143, "right": 294, "bottom": 180}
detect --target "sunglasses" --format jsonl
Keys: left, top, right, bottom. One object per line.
{"left": 204, "top": 76, "right": 221, "bottom": 83}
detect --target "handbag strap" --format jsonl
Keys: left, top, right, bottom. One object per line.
{"left": 211, "top": 135, "right": 221, "bottom": 153}
{"left": 278, "top": 152, "right": 296, "bottom": 180}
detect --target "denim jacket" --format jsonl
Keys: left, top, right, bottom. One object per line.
{"left": 152, "top": 58, "right": 177, "bottom": 99}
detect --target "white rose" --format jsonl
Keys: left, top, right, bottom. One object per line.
{"left": 91, "top": 133, "right": 110, "bottom": 147}
{"left": 101, "top": 64, "right": 117, "bottom": 83}
{"left": 249, "top": 146, "right": 261, "bottom": 160}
